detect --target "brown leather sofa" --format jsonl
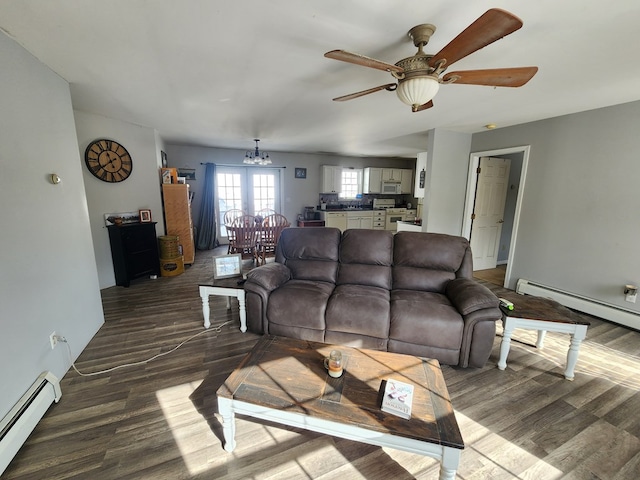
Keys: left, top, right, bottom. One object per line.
{"left": 244, "top": 228, "right": 501, "bottom": 368}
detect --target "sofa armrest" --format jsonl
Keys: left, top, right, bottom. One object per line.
{"left": 245, "top": 262, "right": 291, "bottom": 292}
{"left": 446, "top": 277, "right": 499, "bottom": 315}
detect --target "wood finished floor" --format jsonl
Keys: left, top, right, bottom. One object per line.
{"left": 4, "top": 249, "right": 640, "bottom": 479}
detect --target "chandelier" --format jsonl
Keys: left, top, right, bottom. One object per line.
{"left": 243, "top": 139, "right": 272, "bottom": 165}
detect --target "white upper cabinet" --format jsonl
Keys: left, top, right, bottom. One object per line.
{"left": 381, "top": 168, "right": 404, "bottom": 182}
{"left": 400, "top": 169, "right": 413, "bottom": 194}
{"left": 363, "top": 167, "right": 382, "bottom": 194}
{"left": 321, "top": 165, "right": 342, "bottom": 193}
{"left": 380, "top": 168, "right": 413, "bottom": 194}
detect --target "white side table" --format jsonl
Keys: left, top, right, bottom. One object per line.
{"left": 199, "top": 285, "right": 247, "bottom": 332}
{"left": 496, "top": 295, "right": 590, "bottom": 380}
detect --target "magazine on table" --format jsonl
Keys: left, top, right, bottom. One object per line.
{"left": 381, "top": 378, "right": 414, "bottom": 419}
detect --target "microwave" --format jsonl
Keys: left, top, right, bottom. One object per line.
{"left": 381, "top": 182, "right": 402, "bottom": 194}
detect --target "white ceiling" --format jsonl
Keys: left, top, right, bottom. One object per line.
{"left": 2, "top": 1, "right": 639, "bottom": 158}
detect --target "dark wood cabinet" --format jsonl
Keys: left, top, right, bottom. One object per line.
{"left": 107, "top": 223, "right": 160, "bottom": 287}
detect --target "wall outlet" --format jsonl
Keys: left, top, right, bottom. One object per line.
{"left": 49, "top": 331, "right": 58, "bottom": 349}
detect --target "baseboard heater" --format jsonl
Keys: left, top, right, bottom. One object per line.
{"left": 516, "top": 279, "right": 640, "bottom": 331}
{"left": 0, "top": 371, "right": 62, "bottom": 475}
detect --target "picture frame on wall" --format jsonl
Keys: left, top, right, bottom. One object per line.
{"left": 213, "top": 254, "right": 243, "bottom": 279}
{"left": 139, "top": 209, "right": 152, "bottom": 223}
{"left": 161, "top": 151, "right": 168, "bottom": 168}
{"left": 295, "top": 167, "right": 307, "bottom": 179}
{"left": 178, "top": 168, "right": 196, "bottom": 180}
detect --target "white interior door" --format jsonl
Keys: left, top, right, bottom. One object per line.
{"left": 470, "top": 157, "right": 511, "bottom": 271}
{"left": 216, "top": 167, "right": 281, "bottom": 242}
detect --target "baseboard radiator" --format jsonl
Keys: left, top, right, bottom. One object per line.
{"left": 0, "top": 371, "right": 62, "bottom": 475}
{"left": 516, "top": 279, "right": 640, "bottom": 331}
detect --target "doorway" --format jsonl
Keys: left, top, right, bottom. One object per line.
{"left": 216, "top": 166, "right": 282, "bottom": 243}
{"left": 462, "top": 146, "right": 530, "bottom": 288}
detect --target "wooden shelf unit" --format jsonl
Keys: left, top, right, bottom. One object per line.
{"left": 162, "top": 184, "right": 195, "bottom": 264}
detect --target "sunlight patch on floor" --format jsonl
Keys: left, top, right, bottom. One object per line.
{"left": 155, "top": 380, "right": 217, "bottom": 475}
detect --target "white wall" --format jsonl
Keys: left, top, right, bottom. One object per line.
{"left": 471, "top": 101, "right": 640, "bottom": 314}
{"left": 75, "top": 111, "right": 165, "bottom": 289}
{"left": 0, "top": 33, "right": 104, "bottom": 419}
{"left": 423, "top": 129, "right": 472, "bottom": 235}
{"left": 165, "top": 145, "right": 414, "bottom": 229}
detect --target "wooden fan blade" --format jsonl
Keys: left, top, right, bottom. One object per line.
{"left": 443, "top": 67, "right": 538, "bottom": 87}
{"left": 428, "top": 9, "right": 523, "bottom": 68}
{"left": 332, "top": 83, "right": 397, "bottom": 102}
{"left": 413, "top": 100, "right": 434, "bottom": 112}
{"left": 325, "top": 50, "right": 404, "bottom": 73}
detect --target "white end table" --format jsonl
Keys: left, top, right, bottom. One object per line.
{"left": 496, "top": 295, "right": 590, "bottom": 380}
{"left": 199, "top": 284, "right": 246, "bottom": 332}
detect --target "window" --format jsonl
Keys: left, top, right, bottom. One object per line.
{"left": 339, "top": 169, "right": 363, "bottom": 199}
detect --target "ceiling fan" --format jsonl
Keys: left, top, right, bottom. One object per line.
{"left": 324, "top": 8, "right": 538, "bottom": 112}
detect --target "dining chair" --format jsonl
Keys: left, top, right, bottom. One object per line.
{"left": 256, "top": 208, "right": 277, "bottom": 219}
{"left": 257, "top": 214, "right": 290, "bottom": 265}
{"left": 223, "top": 209, "right": 246, "bottom": 253}
{"left": 227, "top": 215, "right": 261, "bottom": 264}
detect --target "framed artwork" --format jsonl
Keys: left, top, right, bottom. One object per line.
{"left": 295, "top": 167, "right": 307, "bottom": 179}
{"left": 178, "top": 168, "right": 196, "bottom": 180}
{"left": 213, "top": 254, "right": 242, "bottom": 279}
{"left": 139, "top": 209, "right": 152, "bottom": 223}
{"left": 161, "top": 151, "right": 168, "bottom": 168}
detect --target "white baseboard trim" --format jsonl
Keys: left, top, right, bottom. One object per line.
{"left": 516, "top": 279, "right": 640, "bottom": 331}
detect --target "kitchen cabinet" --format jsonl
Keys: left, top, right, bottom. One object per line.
{"left": 162, "top": 184, "right": 195, "bottom": 264}
{"left": 322, "top": 211, "right": 347, "bottom": 231}
{"left": 400, "top": 169, "right": 413, "bottom": 194}
{"left": 372, "top": 210, "right": 386, "bottom": 230}
{"left": 321, "top": 165, "right": 343, "bottom": 193}
{"left": 363, "top": 167, "right": 382, "bottom": 194}
{"left": 346, "top": 211, "right": 374, "bottom": 230}
{"left": 381, "top": 168, "right": 413, "bottom": 194}
{"left": 381, "top": 169, "right": 403, "bottom": 182}
{"left": 107, "top": 223, "right": 160, "bottom": 287}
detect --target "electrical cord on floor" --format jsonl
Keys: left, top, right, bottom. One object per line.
{"left": 56, "top": 320, "right": 233, "bottom": 377}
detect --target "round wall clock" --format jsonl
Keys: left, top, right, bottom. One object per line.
{"left": 84, "top": 139, "right": 133, "bottom": 182}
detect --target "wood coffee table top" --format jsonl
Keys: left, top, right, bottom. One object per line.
{"left": 217, "top": 335, "right": 464, "bottom": 449}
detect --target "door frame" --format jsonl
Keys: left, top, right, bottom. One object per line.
{"left": 462, "top": 145, "right": 530, "bottom": 287}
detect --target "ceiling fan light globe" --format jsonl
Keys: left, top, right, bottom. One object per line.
{"left": 396, "top": 77, "right": 440, "bottom": 108}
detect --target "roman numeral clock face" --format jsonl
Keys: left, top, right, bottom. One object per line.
{"left": 84, "top": 139, "right": 133, "bottom": 183}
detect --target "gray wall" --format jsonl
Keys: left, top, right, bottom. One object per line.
{"left": 472, "top": 101, "right": 640, "bottom": 313}
{"left": 0, "top": 33, "right": 104, "bottom": 419}
{"left": 164, "top": 144, "right": 415, "bottom": 228}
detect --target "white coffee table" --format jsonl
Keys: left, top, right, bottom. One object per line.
{"left": 218, "top": 336, "right": 464, "bottom": 480}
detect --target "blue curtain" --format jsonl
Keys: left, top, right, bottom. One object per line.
{"left": 196, "top": 163, "right": 219, "bottom": 250}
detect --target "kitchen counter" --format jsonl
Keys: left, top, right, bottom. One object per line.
{"left": 396, "top": 220, "right": 422, "bottom": 233}
{"left": 297, "top": 219, "right": 325, "bottom": 227}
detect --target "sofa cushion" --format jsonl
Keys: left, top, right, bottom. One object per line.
{"left": 276, "top": 227, "right": 341, "bottom": 283}
{"left": 393, "top": 232, "right": 471, "bottom": 292}
{"left": 267, "top": 280, "right": 334, "bottom": 331}
{"left": 337, "top": 229, "right": 393, "bottom": 289}
{"left": 326, "top": 284, "right": 390, "bottom": 339}
{"left": 389, "top": 289, "right": 463, "bottom": 350}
